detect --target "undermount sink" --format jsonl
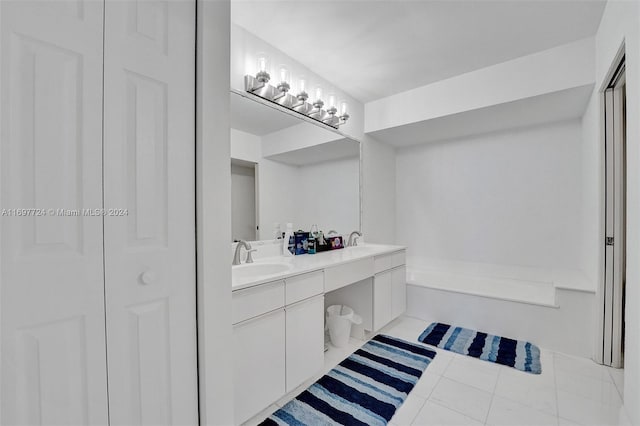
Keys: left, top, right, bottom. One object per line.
{"left": 344, "top": 245, "right": 377, "bottom": 255}
{"left": 232, "top": 262, "right": 292, "bottom": 281}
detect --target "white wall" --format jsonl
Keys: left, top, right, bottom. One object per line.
{"left": 365, "top": 38, "right": 594, "bottom": 134}
{"left": 295, "top": 157, "right": 360, "bottom": 234}
{"left": 361, "top": 135, "right": 396, "bottom": 243}
{"left": 230, "top": 128, "right": 261, "bottom": 163}
{"left": 396, "top": 120, "right": 584, "bottom": 277}
{"left": 580, "top": 1, "right": 640, "bottom": 422}
{"left": 196, "top": 0, "right": 233, "bottom": 424}
{"left": 257, "top": 158, "right": 299, "bottom": 239}
{"left": 231, "top": 164, "right": 256, "bottom": 242}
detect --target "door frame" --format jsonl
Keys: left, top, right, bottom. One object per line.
{"left": 597, "top": 46, "right": 626, "bottom": 368}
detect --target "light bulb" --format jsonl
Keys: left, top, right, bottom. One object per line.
{"left": 315, "top": 86, "right": 323, "bottom": 102}
{"left": 256, "top": 53, "right": 268, "bottom": 73}
{"left": 328, "top": 93, "right": 336, "bottom": 108}
{"left": 254, "top": 53, "right": 271, "bottom": 84}
{"left": 298, "top": 78, "right": 306, "bottom": 93}
{"left": 279, "top": 65, "right": 289, "bottom": 84}
{"left": 340, "top": 101, "right": 348, "bottom": 116}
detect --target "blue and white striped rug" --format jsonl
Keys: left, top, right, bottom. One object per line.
{"left": 418, "top": 322, "right": 541, "bottom": 374}
{"left": 260, "top": 334, "right": 436, "bottom": 426}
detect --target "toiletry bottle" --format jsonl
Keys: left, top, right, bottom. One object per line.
{"left": 308, "top": 235, "right": 316, "bottom": 254}
{"left": 308, "top": 225, "right": 317, "bottom": 254}
{"left": 273, "top": 223, "right": 281, "bottom": 239}
{"left": 283, "top": 223, "right": 294, "bottom": 256}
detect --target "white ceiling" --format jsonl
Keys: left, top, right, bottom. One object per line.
{"left": 232, "top": 0, "right": 606, "bottom": 103}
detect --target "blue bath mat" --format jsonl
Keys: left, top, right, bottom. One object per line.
{"left": 418, "top": 322, "right": 541, "bottom": 374}
{"left": 260, "top": 334, "right": 436, "bottom": 426}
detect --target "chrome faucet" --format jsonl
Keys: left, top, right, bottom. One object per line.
{"left": 232, "top": 240, "right": 255, "bottom": 265}
{"left": 347, "top": 231, "right": 362, "bottom": 247}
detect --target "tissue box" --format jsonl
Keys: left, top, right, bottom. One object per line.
{"left": 327, "top": 236, "right": 344, "bottom": 250}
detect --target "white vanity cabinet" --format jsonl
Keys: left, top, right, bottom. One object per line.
{"left": 392, "top": 265, "right": 408, "bottom": 318}
{"left": 233, "top": 271, "right": 325, "bottom": 424}
{"left": 286, "top": 295, "right": 325, "bottom": 392}
{"left": 233, "top": 309, "right": 286, "bottom": 424}
{"left": 284, "top": 271, "right": 325, "bottom": 392}
{"left": 373, "top": 270, "right": 393, "bottom": 330}
{"left": 232, "top": 282, "right": 287, "bottom": 424}
{"left": 373, "top": 250, "right": 407, "bottom": 331}
{"left": 232, "top": 247, "right": 406, "bottom": 423}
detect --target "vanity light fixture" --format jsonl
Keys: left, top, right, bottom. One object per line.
{"left": 323, "top": 93, "right": 339, "bottom": 127}
{"left": 292, "top": 76, "right": 312, "bottom": 114}
{"left": 244, "top": 55, "right": 350, "bottom": 129}
{"left": 273, "top": 65, "right": 290, "bottom": 103}
{"left": 339, "top": 101, "right": 350, "bottom": 126}
{"left": 309, "top": 86, "right": 325, "bottom": 120}
{"left": 246, "top": 53, "right": 276, "bottom": 99}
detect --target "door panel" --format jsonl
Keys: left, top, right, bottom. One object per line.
{"left": 391, "top": 266, "right": 407, "bottom": 319}
{"left": 285, "top": 296, "right": 324, "bottom": 392}
{"left": 373, "top": 271, "right": 392, "bottom": 331}
{"left": 103, "top": 1, "right": 198, "bottom": 424}
{"left": 1, "top": 1, "right": 108, "bottom": 424}
{"left": 233, "top": 310, "right": 286, "bottom": 425}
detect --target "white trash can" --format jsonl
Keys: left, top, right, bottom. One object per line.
{"left": 326, "top": 305, "right": 363, "bottom": 348}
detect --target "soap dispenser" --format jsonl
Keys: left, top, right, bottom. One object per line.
{"left": 282, "top": 223, "right": 294, "bottom": 256}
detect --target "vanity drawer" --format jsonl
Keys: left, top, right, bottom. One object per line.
{"left": 374, "top": 254, "right": 393, "bottom": 274}
{"left": 232, "top": 280, "right": 285, "bottom": 324}
{"left": 391, "top": 250, "right": 406, "bottom": 268}
{"left": 286, "top": 270, "right": 324, "bottom": 305}
{"left": 325, "top": 257, "right": 374, "bottom": 292}
{"left": 374, "top": 250, "right": 406, "bottom": 273}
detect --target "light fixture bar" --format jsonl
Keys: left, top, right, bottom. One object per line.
{"left": 244, "top": 74, "right": 350, "bottom": 130}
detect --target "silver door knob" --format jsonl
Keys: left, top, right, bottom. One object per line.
{"left": 140, "top": 270, "right": 156, "bottom": 285}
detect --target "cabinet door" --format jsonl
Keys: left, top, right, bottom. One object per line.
{"left": 391, "top": 266, "right": 407, "bottom": 319}
{"left": 286, "top": 296, "right": 325, "bottom": 392}
{"left": 103, "top": 1, "right": 198, "bottom": 424}
{"left": 234, "top": 309, "right": 286, "bottom": 425}
{"left": 373, "top": 270, "right": 393, "bottom": 331}
{"left": 0, "top": 2, "right": 109, "bottom": 424}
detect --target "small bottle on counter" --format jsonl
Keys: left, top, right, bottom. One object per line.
{"left": 282, "top": 223, "right": 294, "bottom": 256}
{"left": 308, "top": 224, "right": 318, "bottom": 254}
{"left": 308, "top": 234, "right": 316, "bottom": 254}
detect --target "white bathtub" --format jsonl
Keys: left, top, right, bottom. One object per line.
{"left": 406, "top": 266, "right": 557, "bottom": 307}
{"left": 404, "top": 262, "right": 597, "bottom": 357}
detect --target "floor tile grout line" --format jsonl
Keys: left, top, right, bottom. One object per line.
{"left": 606, "top": 367, "right": 625, "bottom": 402}
{"left": 423, "top": 398, "right": 485, "bottom": 425}
{"left": 438, "top": 367, "right": 500, "bottom": 395}
{"left": 483, "top": 367, "right": 502, "bottom": 425}
{"left": 406, "top": 395, "right": 429, "bottom": 425}
{"left": 426, "top": 376, "right": 494, "bottom": 424}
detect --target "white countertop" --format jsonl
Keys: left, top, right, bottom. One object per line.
{"left": 232, "top": 243, "right": 406, "bottom": 291}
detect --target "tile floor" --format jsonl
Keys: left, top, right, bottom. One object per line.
{"left": 244, "top": 316, "right": 631, "bottom": 426}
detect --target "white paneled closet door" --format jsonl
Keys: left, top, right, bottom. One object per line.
{"left": 102, "top": 1, "right": 198, "bottom": 425}
{"left": 0, "top": 1, "right": 109, "bottom": 425}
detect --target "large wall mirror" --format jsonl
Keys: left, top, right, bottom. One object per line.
{"left": 230, "top": 90, "right": 361, "bottom": 242}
